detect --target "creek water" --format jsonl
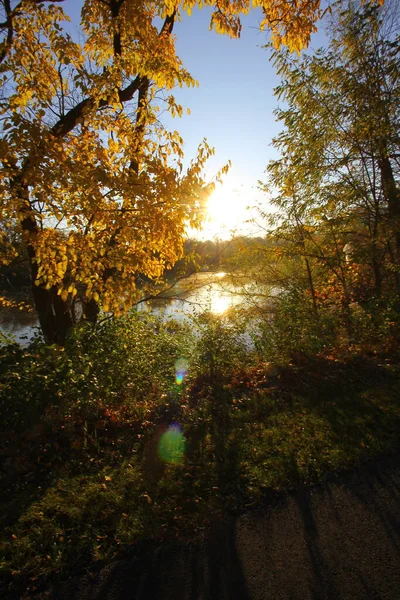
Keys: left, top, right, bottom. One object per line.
{"left": 0, "top": 272, "right": 258, "bottom": 344}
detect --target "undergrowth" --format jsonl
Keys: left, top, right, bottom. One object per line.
{"left": 1, "top": 311, "right": 400, "bottom": 597}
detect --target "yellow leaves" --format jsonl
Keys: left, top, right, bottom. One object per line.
{"left": 164, "top": 0, "right": 179, "bottom": 16}
{"left": 3, "top": 0, "right": 84, "bottom": 116}
{"left": 168, "top": 100, "right": 184, "bottom": 119}
{"left": 0, "top": 296, "right": 33, "bottom": 312}
{"left": 56, "top": 262, "right": 66, "bottom": 278}
{"left": 1, "top": 0, "right": 327, "bottom": 326}
{"left": 33, "top": 229, "right": 70, "bottom": 290}
{"left": 108, "top": 138, "right": 119, "bottom": 155}
{"left": 221, "top": 160, "right": 232, "bottom": 177}
{"left": 16, "top": 89, "right": 34, "bottom": 109}
{"left": 258, "top": 0, "right": 321, "bottom": 52}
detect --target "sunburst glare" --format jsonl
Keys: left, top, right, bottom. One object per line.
{"left": 201, "top": 177, "right": 250, "bottom": 239}
{"left": 210, "top": 291, "right": 231, "bottom": 314}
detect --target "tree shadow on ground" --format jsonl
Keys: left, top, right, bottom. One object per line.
{"left": 55, "top": 382, "right": 251, "bottom": 600}
{"left": 51, "top": 453, "right": 400, "bottom": 600}
{"left": 291, "top": 454, "right": 400, "bottom": 600}
{"left": 294, "top": 487, "right": 374, "bottom": 600}
{"left": 55, "top": 517, "right": 250, "bottom": 600}
{"left": 343, "top": 456, "right": 400, "bottom": 554}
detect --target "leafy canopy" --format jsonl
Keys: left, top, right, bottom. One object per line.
{"left": 0, "top": 0, "right": 353, "bottom": 323}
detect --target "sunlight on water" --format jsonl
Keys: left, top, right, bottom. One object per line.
{"left": 210, "top": 290, "right": 231, "bottom": 314}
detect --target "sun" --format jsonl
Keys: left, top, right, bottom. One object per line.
{"left": 201, "top": 178, "right": 250, "bottom": 239}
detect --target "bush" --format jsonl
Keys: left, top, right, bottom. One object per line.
{"left": 253, "top": 289, "right": 338, "bottom": 362}
{"left": 0, "top": 312, "right": 194, "bottom": 436}
{"left": 348, "top": 296, "right": 400, "bottom": 355}
{"left": 190, "top": 311, "right": 251, "bottom": 379}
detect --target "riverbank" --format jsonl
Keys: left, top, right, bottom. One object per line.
{"left": 1, "top": 317, "right": 400, "bottom": 597}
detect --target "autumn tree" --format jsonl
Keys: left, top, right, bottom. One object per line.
{"left": 0, "top": 0, "right": 326, "bottom": 344}
{"left": 260, "top": 0, "right": 399, "bottom": 318}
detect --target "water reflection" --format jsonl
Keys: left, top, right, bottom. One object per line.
{"left": 0, "top": 306, "right": 40, "bottom": 343}
{"left": 0, "top": 273, "right": 253, "bottom": 342}
{"left": 209, "top": 289, "right": 234, "bottom": 314}
{"left": 146, "top": 272, "right": 245, "bottom": 320}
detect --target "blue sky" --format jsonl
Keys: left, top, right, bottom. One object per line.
{"left": 65, "top": 1, "right": 328, "bottom": 237}
{"left": 166, "top": 7, "right": 327, "bottom": 187}
{"left": 166, "top": 7, "right": 328, "bottom": 236}
{"left": 166, "top": 7, "right": 282, "bottom": 186}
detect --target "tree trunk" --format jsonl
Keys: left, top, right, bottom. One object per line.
{"left": 304, "top": 256, "right": 318, "bottom": 316}
{"left": 83, "top": 298, "right": 100, "bottom": 324}
{"left": 16, "top": 174, "right": 74, "bottom": 345}
{"left": 371, "top": 254, "right": 382, "bottom": 298}
{"left": 379, "top": 154, "right": 400, "bottom": 296}
{"left": 32, "top": 284, "right": 74, "bottom": 345}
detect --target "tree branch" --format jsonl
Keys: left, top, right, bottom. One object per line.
{"left": 50, "top": 7, "right": 177, "bottom": 138}
{"left": 0, "top": 0, "right": 65, "bottom": 64}
{"left": 0, "top": 0, "right": 14, "bottom": 65}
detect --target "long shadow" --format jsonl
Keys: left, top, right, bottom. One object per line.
{"left": 53, "top": 379, "right": 251, "bottom": 600}
{"left": 292, "top": 451, "right": 400, "bottom": 600}
{"left": 295, "top": 485, "right": 382, "bottom": 600}
{"left": 344, "top": 455, "right": 400, "bottom": 555}
{"left": 51, "top": 360, "right": 400, "bottom": 600}
{"left": 294, "top": 488, "right": 341, "bottom": 600}
{"left": 201, "top": 517, "right": 251, "bottom": 600}
{"left": 54, "top": 517, "right": 250, "bottom": 600}
{"left": 50, "top": 450, "right": 400, "bottom": 600}
{"left": 0, "top": 438, "right": 61, "bottom": 530}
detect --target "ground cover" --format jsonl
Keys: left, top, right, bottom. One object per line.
{"left": 1, "top": 314, "right": 400, "bottom": 597}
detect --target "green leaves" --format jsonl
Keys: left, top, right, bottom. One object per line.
{"left": 261, "top": 1, "right": 400, "bottom": 333}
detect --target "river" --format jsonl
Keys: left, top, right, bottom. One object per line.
{"left": 0, "top": 272, "right": 259, "bottom": 344}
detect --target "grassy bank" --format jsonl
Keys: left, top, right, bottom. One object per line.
{"left": 1, "top": 313, "right": 400, "bottom": 597}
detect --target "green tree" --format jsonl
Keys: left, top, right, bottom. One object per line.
{"left": 261, "top": 0, "right": 399, "bottom": 313}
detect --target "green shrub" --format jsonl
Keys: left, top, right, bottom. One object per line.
{"left": 190, "top": 311, "right": 251, "bottom": 379}
{"left": 253, "top": 289, "right": 338, "bottom": 362}
{"left": 0, "top": 340, "right": 61, "bottom": 432}
{"left": 348, "top": 296, "right": 400, "bottom": 355}
{"left": 0, "top": 312, "right": 194, "bottom": 435}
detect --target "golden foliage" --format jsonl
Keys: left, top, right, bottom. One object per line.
{"left": 0, "top": 295, "right": 33, "bottom": 312}
{"left": 0, "top": 0, "right": 340, "bottom": 320}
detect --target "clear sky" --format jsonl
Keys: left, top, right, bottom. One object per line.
{"left": 167, "top": 9, "right": 281, "bottom": 183}
{"left": 167, "top": 7, "right": 328, "bottom": 237}
{"left": 167, "top": 7, "right": 282, "bottom": 237}
{"left": 65, "top": 1, "right": 328, "bottom": 239}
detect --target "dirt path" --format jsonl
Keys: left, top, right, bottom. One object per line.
{"left": 55, "top": 453, "right": 400, "bottom": 600}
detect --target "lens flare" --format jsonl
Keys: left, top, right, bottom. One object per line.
{"left": 175, "top": 358, "right": 189, "bottom": 385}
{"left": 158, "top": 424, "right": 185, "bottom": 464}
